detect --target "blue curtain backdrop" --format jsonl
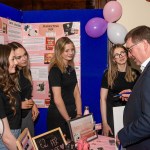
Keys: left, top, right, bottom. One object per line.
{"left": 0, "top": 3, "right": 108, "bottom": 135}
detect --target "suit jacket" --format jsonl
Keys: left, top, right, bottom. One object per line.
{"left": 118, "top": 61, "right": 150, "bottom": 150}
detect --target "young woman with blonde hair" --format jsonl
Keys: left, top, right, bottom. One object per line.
{"left": 47, "top": 37, "right": 82, "bottom": 140}
{"left": 100, "top": 44, "right": 140, "bottom": 137}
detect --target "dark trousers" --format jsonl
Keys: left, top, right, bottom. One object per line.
{"left": 21, "top": 110, "right": 34, "bottom": 137}
{"left": 47, "top": 105, "right": 76, "bottom": 140}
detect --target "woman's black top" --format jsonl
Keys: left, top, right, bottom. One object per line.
{"left": 48, "top": 65, "right": 77, "bottom": 107}
{"left": 0, "top": 90, "right": 21, "bottom": 129}
{"left": 101, "top": 69, "right": 140, "bottom": 106}
{"left": 19, "top": 69, "right": 33, "bottom": 118}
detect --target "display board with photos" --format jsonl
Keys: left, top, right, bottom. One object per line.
{"left": 68, "top": 113, "right": 98, "bottom": 143}
{"left": 0, "top": 16, "right": 81, "bottom": 109}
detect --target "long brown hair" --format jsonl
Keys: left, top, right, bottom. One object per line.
{"left": 0, "top": 44, "right": 19, "bottom": 114}
{"left": 49, "top": 37, "right": 75, "bottom": 73}
{"left": 108, "top": 44, "right": 138, "bottom": 88}
{"left": 7, "top": 42, "right": 32, "bottom": 84}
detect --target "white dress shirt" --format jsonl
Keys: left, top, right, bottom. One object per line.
{"left": 140, "top": 57, "right": 150, "bottom": 72}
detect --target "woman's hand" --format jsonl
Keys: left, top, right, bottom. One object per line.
{"left": 102, "top": 123, "right": 113, "bottom": 137}
{"left": 21, "top": 99, "right": 34, "bottom": 109}
{"left": 116, "top": 134, "right": 121, "bottom": 148}
{"left": 32, "top": 104, "right": 39, "bottom": 121}
{"left": 76, "top": 114, "right": 82, "bottom": 118}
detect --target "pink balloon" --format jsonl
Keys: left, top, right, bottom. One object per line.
{"left": 103, "top": 1, "right": 122, "bottom": 23}
{"left": 85, "top": 17, "right": 108, "bottom": 38}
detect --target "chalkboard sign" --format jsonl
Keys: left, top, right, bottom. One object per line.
{"left": 32, "top": 127, "right": 67, "bottom": 150}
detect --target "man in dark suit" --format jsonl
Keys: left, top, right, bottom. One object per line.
{"left": 116, "top": 26, "right": 150, "bottom": 150}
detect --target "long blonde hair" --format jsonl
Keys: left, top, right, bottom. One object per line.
{"left": 49, "top": 37, "right": 75, "bottom": 73}
{"left": 108, "top": 44, "right": 138, "bottom": 88}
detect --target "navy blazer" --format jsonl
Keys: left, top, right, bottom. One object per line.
{"left": 118, "top": 61, "right": 150, "bottom": 150}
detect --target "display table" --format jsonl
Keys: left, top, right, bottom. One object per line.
{"left": 89, "top": 135, "right": 115, "bottom": 150}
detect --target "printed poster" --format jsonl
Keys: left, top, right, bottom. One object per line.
{"left": 22, "top": 22, "right": 81, "bottom": 108}
{"left": 0, "top": 17, "right": 81, "bottom": 108}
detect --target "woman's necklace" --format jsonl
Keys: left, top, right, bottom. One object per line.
{"left": 66, "top": 66, "right": 73, "bottom": 75}
{"left": 66, "top": 66, "right": 71, "bottom": 75}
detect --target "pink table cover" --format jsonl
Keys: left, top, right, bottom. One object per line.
{"left": 89, "top": 135, "right": 115, "bottom": 150}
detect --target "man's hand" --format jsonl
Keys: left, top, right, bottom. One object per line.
{"left": 119, "top": 89, "right": 132, "bottom": 101}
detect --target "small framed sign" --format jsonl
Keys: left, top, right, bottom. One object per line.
{"left": 32, "top": 127, "right": 67, "bottom": 150}
{"left": 16, "top": 128, "right": 35, "bottom": 150}
{"left": 0, "top": 119, "right": 4, "bottom": 139}
{"left": 68, "top": 113, "right": 98, "bottom": 143}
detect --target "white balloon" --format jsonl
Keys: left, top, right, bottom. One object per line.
{"left": 107, "top": 23, "right": 128, "bottom": 44}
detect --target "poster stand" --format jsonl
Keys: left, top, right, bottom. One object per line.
{"left": 0, "top": 3, "right": 107, "bottom": 135}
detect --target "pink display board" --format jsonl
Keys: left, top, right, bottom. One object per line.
{"left": 0, "top": 17, "right": 81, "bottom": 108}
